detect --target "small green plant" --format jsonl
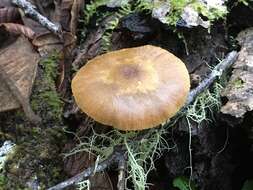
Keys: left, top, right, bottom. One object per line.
{"left": 166, "top": 0, "right": 192, "bottom": 25}
{"left": 83, "top": 0, "right": 109, "bottom": 24}
{"left": 101, "top": 4, "right": 133, "bottom": 52}
{"left": 241, "top": 179, "right": 253, "bottom": 190}
{"left": 190, "top": 2, "right": 227, "bottom": 22}
{"left": 238, "top": 0, "right": 253, "bottom": 6}
{"left": 232, "top": 78, "right": 244, "bottom": 89}
{"left": 82, "top": 0, "right": 228, "bottom": 53}
{"left": 0, "top": 174, "right": 7, "bottom": 189}
{"left": 173, "top": 176, "right": 196, "bottom": 190}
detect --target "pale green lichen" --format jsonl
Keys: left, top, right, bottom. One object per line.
{"left": 67, "top": 72, "right": 224, "bottom": 190}
{"left": 65, "top": 124, "right": 172, "bottom": 190}
{"left": 185, "top": 82, "right": 223, "bottom": 124}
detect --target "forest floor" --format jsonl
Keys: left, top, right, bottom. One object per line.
{"left": 0, "top": 0, "right": 253, "bottom": 190}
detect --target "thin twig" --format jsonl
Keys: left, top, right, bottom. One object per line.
{"left": 185, "top": 51, "right": 238, "bottom": 106}
{"left": 11, "top": 0, "right": 61, "bottom": 35}
{"left": 47, "top": 146, "right": 125, "bottom": 190}
{"left": 0, "top": 66, "right": 41, "bottom": 124}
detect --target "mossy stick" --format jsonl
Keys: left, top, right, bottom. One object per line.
{"left": 11, "top": 0, "right": 61, "bottom": 35}
{"left": 0, "top": 65, "right": 41, "bottom": 124}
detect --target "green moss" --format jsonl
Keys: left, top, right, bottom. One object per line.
{"left": 166, "top": 0, "right": 191, "bottom": 26}
{"left": 2, "top": 126, "right": 66, "bottom": 189}
{"left": 0, "top": 174, "right": 7, "bottom": 188}
{"left": 31, "top": 53, "right": 63, "bottom": 123}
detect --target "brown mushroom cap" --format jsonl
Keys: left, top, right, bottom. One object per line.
{"left": 72, "top": 45, "right": 190, "bottom": 131}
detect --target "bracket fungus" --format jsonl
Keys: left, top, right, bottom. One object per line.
{"left": 71, "top": 45, "right": 190, "bottom": 131}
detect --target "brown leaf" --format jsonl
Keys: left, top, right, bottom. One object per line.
{"left": 32, "top": 32, "right": 64, "bottom": 55}
{"left": 0, "top": 0, "right": 12, "bottom": 8}
{"left": 0, "top": 7, "right": 20, "bottom": 23}
{"left": 55, "top": 0, "right": 73, "bottom": 31}
{"left": 0, "top": 23, "right": 35, "bottom": 39}
{"left": 0, "top": 36, "right": 39, "bottom": 112}
{"left": 63, "top": 144, "right": 113, "bottom": 190}
{"left": 32, "top": 31, "right": 76, "bottom": 56}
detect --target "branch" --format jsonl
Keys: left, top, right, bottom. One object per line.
{"left": 11, "top": 0, "right": 61, "bottom": 35}
{"left": 185, "top": 51, "right": 238, "bottom": 106}
{"left": 47, "top": 146, "right": 126, "bottom": 190}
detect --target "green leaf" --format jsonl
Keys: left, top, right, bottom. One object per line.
{"left": 241, "top": 179, "right": 253, "bottom": 190}
{"left": 173, "top": 176, "right": 196, "bottom": 190}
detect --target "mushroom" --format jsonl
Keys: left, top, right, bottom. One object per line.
{"left": 71, "top": 45, "right": 190, "bottom": 131}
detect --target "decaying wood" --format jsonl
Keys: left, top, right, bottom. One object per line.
{"left": 221, "top": 28, "right": 253, "bottom": 118}
{"left": 48, "top": 51, "right": 239, "bottom": 190}
{"left": 11, "top": 0, "right": 61, "bottom": 35}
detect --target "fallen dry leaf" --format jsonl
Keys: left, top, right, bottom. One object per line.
{"left": 32, "top": 31, "right": 75, "bottom": 56}
{"left": 221, "top": 28, "right": 253, "bottom": 118}
{"left": 0, "top": 0, "right": 12, "bottom": 8}
{"left": 0, "top": 36, "right": 39, "bottom": 112}
{"left": 0, "top": 23, "right": 35, "bottom": 39}
{"left": 0, "top": 7, "right": 20, "bottom": 23}
{"left": 64, "top": 145, "right": 113, "bottom": 190}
